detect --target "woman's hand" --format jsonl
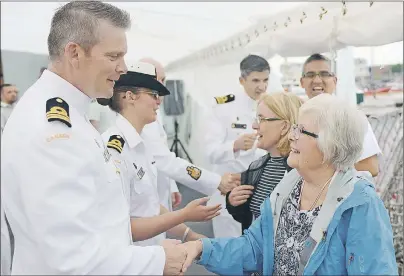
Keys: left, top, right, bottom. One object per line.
{"left": 180, "top": 240, "right": 204, "bottom": 273}
{"left": 228, "top": 185, "right": 254, "bottom": 206}
{"left": 182, "top": 197, "right": 221, "bottom": 222}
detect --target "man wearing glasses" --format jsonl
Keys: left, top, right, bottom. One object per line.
{"left": 300, "top": 53, "right": 381, "bottom": 177}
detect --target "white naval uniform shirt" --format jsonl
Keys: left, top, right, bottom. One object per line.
{"left": 1, "top": 70, "right": 165, "bottom": 275}
{"left": 88, "top": 100, "right": 118, "bottom": 133}
{"left": 142, "top": 110, "right": 222, "bottom": 207}
{"left": 358, "top": 120, "right": 382, "bottom": 161}
{"left": 203, "top": 89, "right": 267, "bottom": 237}
{"left": 143, "top": 110, "right": 179, "bottom": 210}
{"left": 204, "top": 89, "right": 267, "bottom": 175}
{"left": 102, "top": 114, "right": 165, "bottom": 246}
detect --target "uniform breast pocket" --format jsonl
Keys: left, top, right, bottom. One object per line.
{"left": 131, "top": 169, "right": 149, "bottom": 195}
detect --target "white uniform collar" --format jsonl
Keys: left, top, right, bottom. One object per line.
{"left": 115, "top": 113, "right": 143, "bottom": 149}
{"left": 236, "top": 88, "right": 259, "bottom": 113}
{"left": 39, "top": 69, "right": 92, "bottom": 116}
{"left": 1, "top": 102, "right": 12, "bottom": 108}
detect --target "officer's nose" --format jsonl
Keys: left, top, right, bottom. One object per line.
{"left": 258, "top": 83, "right": 266, "bottom": 91}
{"left": 117, "top": 58, "right": 128, "bottom": 74}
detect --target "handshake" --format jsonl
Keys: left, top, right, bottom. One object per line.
{"left": 161, "top": 239, "right": 204, "bottom": 275}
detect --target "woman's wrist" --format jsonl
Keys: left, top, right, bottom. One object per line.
{"left": 195, "top": 239, "right": 203, "bottom": 260}
{"left": 185, "top": 230, "right": 206, "bottom": 242}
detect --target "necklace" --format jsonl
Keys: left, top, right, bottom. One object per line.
{"left": 301, "top": 176, "right": 333, "bottom": 211}
{"left": 284, "top": 176, "right": 332, "bottom": 249}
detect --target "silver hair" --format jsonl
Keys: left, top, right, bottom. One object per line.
{"left": 240, "top": 54, "right": 270, "bottom": 78}
{"left": 299, "top": 94, "right": 368, "bottom": 171}
{"left": 47, "top": 1, "right": 131, "bottom": 60}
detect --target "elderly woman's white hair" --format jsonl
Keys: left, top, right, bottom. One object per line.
{"left": 299, "top": 94, "right": 368, "bottom": 171}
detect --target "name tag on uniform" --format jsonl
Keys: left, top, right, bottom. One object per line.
{"left": 103, "top": 148, "right": 111, "bottom": 162}
{"left": 133, "top": 163, "right": 145, "bottom": 180}
{"left": 231, "top": 123, "right": 247, "bottom": 129}
{"left": 137, "top": 167, "right": 145, "bottom": 180}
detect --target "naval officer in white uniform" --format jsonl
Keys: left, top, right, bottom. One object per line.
{"left": 203, "top": 55, "right": 284, "bottom": 238}
{"left": 100, "top": 62, "right": 221, "bottom": 246}
{"left": 138, "top": 58, "right": 241, "bottom": 211}
{"left": 1, "top": 2, "right": 186, "bottom": 274}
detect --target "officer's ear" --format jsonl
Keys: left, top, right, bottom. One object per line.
{"left": 64, "top": 42, "right": 83, "bottom": 68}
{"left": 239, "top": 76, "right": 245, "bottom": 86}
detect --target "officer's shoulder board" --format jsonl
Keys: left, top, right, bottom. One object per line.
{"left": 46, "top": 97, "right": 72, "bottom": 127}
{"left": 107, "top": 135, "right": 125, "bottom": 154}
{"left": 214, "top": 94, "right": 235, "bottom": 105}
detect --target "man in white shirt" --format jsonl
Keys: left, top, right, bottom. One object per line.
{"left": 203, "top": 55, "right": 280, "bottom": 238}
{"left": 1, "top": 1, "right": 186, "bottom": 274}
{"left": 140, "top": 58, "right": 240, "bottom": 211}
{"left": 1, "top": 84, "right": 18, "bottom": 133}
{"left": 300, "top": 53, "right": 381, "bottom": 176}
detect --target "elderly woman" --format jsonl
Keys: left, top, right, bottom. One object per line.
{"left": 181, "top": 93, "right": 398, "bottom": 275}
{"left": 226, "top": 92, "right": 302, "bottom": 232}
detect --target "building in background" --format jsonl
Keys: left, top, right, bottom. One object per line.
{"left": 1, "top": 50, "right": 48, "bottom": 98}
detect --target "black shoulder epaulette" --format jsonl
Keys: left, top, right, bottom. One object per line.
{"left": 46, "top": 97, "right": 72, "bottom": 127}
{"left": 107, "top": 135, "right": 125, "bottom": 154}
{"left": 214, "top": 94, "right": 235, "bottom": 104}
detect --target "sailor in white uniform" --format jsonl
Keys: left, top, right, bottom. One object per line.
{"left": 203, "top": 55, "right": 283, "bottom": 238}
{"left": 0, "top": 2, "right": 186, "bottom": 274}
{"left": 101, "top": 63, "right": 222, "bottom": 246}
{"left": 137, "top": 58, "right": 241, "bottom": 211}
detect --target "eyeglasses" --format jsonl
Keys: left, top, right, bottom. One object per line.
{"left": 140, "top": 91, "right": 160, "bottom": 100}
{"left": 302, "top": 71, "right": 334, "bottom": 79}
{"left": 255, "top": 115, "right": 281, "bottom": 124}
{"left": 290, "top": 124, "right": 318, "bottom": 139}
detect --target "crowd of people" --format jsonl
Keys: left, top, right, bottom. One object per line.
{"left": 1, "top": 1, "right": 399, "bottom": 275}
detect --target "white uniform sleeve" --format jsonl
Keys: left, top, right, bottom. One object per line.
{"left": 170, "top": 180, "right": 179, "bottom": 193}
{"left": 88, "top": 101, "right": 101, "bottom": 121}
{"left": 203, "top": 107, "right": 237, "bottom": 165}
{"left": 145, "top": 134, "right": 221, "bottom": 196}
{"left": 18, "top": 125, "right": 165, "bottom": 275}
{"left": 1, "top": 201, "right": 11, "bottom": 276}
{"left": 358, "top": 120, "right": 382, "bottom": 161}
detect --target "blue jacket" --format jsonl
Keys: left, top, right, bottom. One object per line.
{"left": 197, "top": 169, "right": 398, "bottom": 275}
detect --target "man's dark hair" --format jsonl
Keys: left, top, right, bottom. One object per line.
{"left": 47, "top": 1, "right": 131, "bottom": 61}
{"left": 240, "top": 54, "right": 270, "bottom": 78}
{"left": 1, "top": 83, "right": 13, "bottom": 93}
{"left": 302, "top": 53, "right": 332, "bottom": 74}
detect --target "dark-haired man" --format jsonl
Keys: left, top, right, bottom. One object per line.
{"left": 203, "top": 54, "right": 279, "bottom": 238}
{"left": 1, "top": 84, "right": 18, "bottom": 132}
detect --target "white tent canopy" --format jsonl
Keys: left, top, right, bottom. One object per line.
{"left": 0, "top": 2, "right": 304, "bottom": 66}
{"left": 166, "top": 1, "right": 403, "bottom": 71}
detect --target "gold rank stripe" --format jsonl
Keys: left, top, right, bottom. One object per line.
{"left": 107, "top": 142, "right": 123, "bottom": 153}
{"left": 46, "top": 113, "right": 71, "bottom": 122}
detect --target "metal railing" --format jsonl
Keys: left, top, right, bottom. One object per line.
{"left": 368, "top": 110, "right": 403, "bottom": 274}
